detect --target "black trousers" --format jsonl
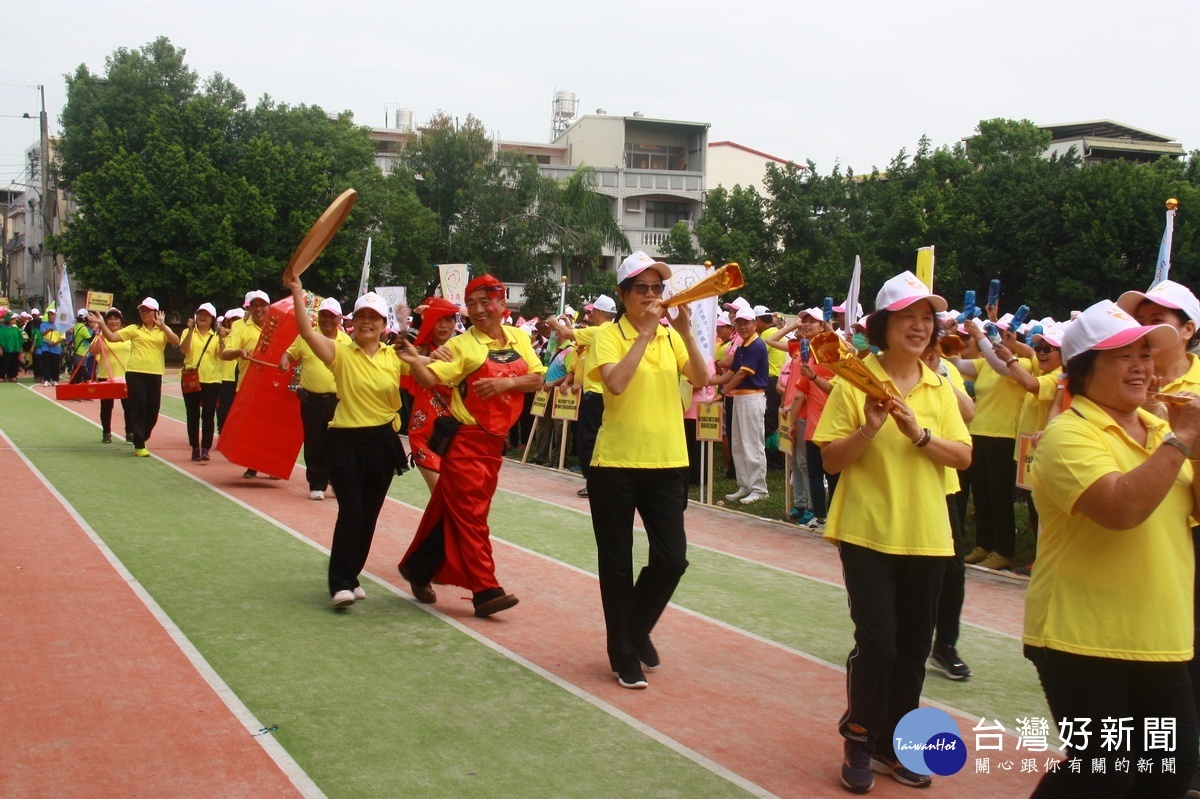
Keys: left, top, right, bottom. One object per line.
{"left": 575, "top": 392, "right": 604, "bottom": 479}
{"left": 589, "top": 466, "right": 690, "bottom": 673}
{"left": 38, "top": 352, "right": 60, "bottom": 382}
{"left": 839, "top": 542, "right": 947, "bottom": 758}
{"left": 970, "top": 435, "right": 1017, "bottom": 556}
{"left": 934, "top": 494, "right": 967, "bottom": 649}
{"left": 1026, "top": 645, "right": 1197, "bottom": 798}
{"left": 327, "top": 466, "right": 394, "bottom": 595}
{"left": 806, "top": 440, "right": 839, "bottom": 518}
{"left": 124, "top": 371, "right": 162, "bottom": 449}
{"left": 97, "top": 377, "right": 129, "bottom": 437}
{"left": 1, "top": 352, "right": 18, "bottom": 380}
{"left": 183, "top": 382, "right": 220, "bottom": 449}
{"left": 216, "top": 380, "right": 237, "bottom": 434}
{"left": 300, "top": 394, "right": 339, "bottom": 490}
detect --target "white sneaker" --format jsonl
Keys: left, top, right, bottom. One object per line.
{"left": 332, "top": 590, "right": 356, "bottom": 607}
{"left": 309, "top": 490, "right": 325, "bottom": 501}
{"left": 739, "top": 492, "right": 769, "bottom": 505}
{"left": 725, "top": 487, "right": 750, "bottom": 502}
{"left": 353, "top": 586, "right": 367, "bottom": 600}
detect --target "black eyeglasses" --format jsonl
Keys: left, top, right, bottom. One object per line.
{"left": 1033, "top": 344, "right": 1059, "bottom": 354}
{"left": 631, "top": 282, "right": 666, "bottom": 296}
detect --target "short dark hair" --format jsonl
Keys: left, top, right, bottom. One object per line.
{"left": 1065, "top": 349, "right": 1100, "bottom": 396}
{"left": 865, "top": 308, "right": 938, "bottom": 351}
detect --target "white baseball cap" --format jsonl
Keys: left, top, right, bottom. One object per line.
{"left": 734, "top": 306, "right": 757, "bottom": 322}
{"left": 317, "top": 297, "right": 343, "bottom": 316}
{"left": 29, "top": 308, "right": 40, "bottom": 315}
{"left": 585, "top": 294, "right": 617, "bottom": 314}
{"left": 723, "top": 296, "right": 751, "bottom": 315}
{"left": 196, "top": 302, "right": 217, "bottom": 318}
{"left": 225, "top": 308, "right": 245, "bottom": 320}
{"left": 1117, "top": 280, "right": 1200, "bottom": 324}
{"left": 352, "top": 292, "right": 388, "bottom": 319}
{"left": 716, "top": 311, "right": 732, "bottom": 327}
{"left": 1032, "top": 323, "right": 1068, "bottom": 349}
{"left": 138, "top": 297, "right": 160, "bottom": 311}
{"left": 243, "top": 290, "right": 270, "bottom": 307}
{"left": 1060, "top": 300, "right": 1179, "bottom": 363}
{"left": 77, "top": 309, "right": 88, "bottom": 318}
{"left": 753, "top": 304, "right": 772, "bottom": 318}
{"left": 875, "top": 271, "right": 948, "bottom": 313}
{"left": 797, "top": 307, "right": 825, "bottom": 322}
{"left": 617, "top": 251, "right": 671, "bottom": 283}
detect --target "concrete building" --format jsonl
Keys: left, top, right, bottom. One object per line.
{"left": 366, "top": 105, "right": 710, "bottom": 279}
{"left": 3, "top": 138, "right": 72, "bottom": 311}
{"left": 1040, "top": 120, "right": 1186, "bottom": 165}
{"left": 706, "top": 140, "right": 797, "bottom": 196}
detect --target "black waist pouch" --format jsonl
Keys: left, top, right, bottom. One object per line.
{"left": 427, "top": 415, "right": 462, "bottom": 457}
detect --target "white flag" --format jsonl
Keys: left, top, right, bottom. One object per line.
{"left": 1151, "top": 209, "right": 1176, "bottom": 288}
{"left": 56, "top": 267, "right": 74, "bottom": 333}
{"left": 843, "top": 255, "right": 862, "bottom": 329}
{"left": 357, "top": 237, "right": 373, "bottom": 297}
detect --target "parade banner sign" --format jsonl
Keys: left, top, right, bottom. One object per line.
{"left": 551, "top": 387, "right": 580, "bottom": 422}
{"left": 1015, "top": 433, "right": 1036, "bottom": 490}
{"left": 85, "top": 291, "right": 113, "bottom": 313}
{"left": 779, "top": 408, "right": 793, "bottom": 454}
{"left": 438, "top": 264, "right": 469, "bottom": 309}
{"left": 530, "top": 388, "right": 551, "bottom": 416}
{"left": 697, "top": 402, "right": 723, "bottom": 442}
{"left": 916, "top": 246, "right": 935, "bottom": 292}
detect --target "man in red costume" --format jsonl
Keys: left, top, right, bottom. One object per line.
{"left": 397, "top": 275, "right": 546, "bottom": 617}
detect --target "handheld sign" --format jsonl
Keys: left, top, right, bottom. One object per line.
{"left": 697, "top": 402, "right": 723, "bottom": 442}
{"left": 551, "top": 387, "right": 580, "bottom": 422}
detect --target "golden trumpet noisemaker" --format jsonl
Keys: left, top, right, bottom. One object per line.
{"left": 661, "top": 263, "right": 745, "bottom": 309}
{"left": 809, "top": 332, "right": 898, "bottom": 401}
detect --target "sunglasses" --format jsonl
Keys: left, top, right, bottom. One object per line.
{"left": 1033, "top": 344, "right": 1059, "bottom": 354}
{"left": 630, "top": 282, "right": 666, "bottom": 296}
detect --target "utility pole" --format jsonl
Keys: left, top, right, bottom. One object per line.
{"left": 38, "top": 84, "right": 54, "bottom": 306}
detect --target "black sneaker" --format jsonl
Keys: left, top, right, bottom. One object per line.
{"left": 638, "top": 638, "right": 660, "bottom": 671}
{"left": 840, "top": 739, "right": 874, "bottom": 793}
{"left": 102, "top": 433, "right": 112, "bottom": 443}
{"left": 929, "top": 645, "right": 972, "bottom": 680}
{"left": 617, "top": 667, "right": 648, "bottom": 689}
{"left": 871, "top": 754, "right": 932, "bottom": 787}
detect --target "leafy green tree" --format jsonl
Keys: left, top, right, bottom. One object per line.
{"left": 658, "top": 221, "right": 700, "bottom": 264}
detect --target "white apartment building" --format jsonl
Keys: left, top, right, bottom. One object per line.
{"left": 706, "top": 140, "right": 796, "bottom": 196}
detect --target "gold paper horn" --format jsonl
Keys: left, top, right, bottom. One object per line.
{"left": 1153, "top": 391, "right": 1194, "bottom": 407}
{"left": 661, "top": 263, "right": 745, "bottom": 309}
{"left": 809, "top": 331, "right": 897, "bottom": 401}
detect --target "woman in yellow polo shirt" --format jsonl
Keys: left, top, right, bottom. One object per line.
{"left": 287, "top": 273, "right": 408, "bottom": 608}
{"left": 1024, "top": 299, "right": 1199, "bottom": 797}
{"left": 812, "top": 271, "right": 972, "bottom": 792}
{"left": 586, "top": 252, "right": 709, "bottom": 690}
{"left": 90, "top": 297, "right": 180, "bottom": 457}
{"left": 397, "top": 274, "right": 546, "bottom": 618}
{"left": 89, "top": 307, "right": 132, "bottom": 444}
{"left": 179, "top": 302, "right": 222, "bottom": 462}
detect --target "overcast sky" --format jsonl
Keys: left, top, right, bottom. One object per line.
{"left": 2, "top": 0, "right": 1197, "bottom": 190}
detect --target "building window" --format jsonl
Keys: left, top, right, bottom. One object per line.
{"left": 624, "top": 143, "right": 687, "bottom": 171}
{"left": 625, "top": 199, "right": 641, "bottom": 212}
{"left": 645, "top": 201, "right": 689, "bottom": 229}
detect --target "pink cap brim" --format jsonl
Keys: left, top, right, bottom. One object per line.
{"left": 1094, "top": 324, "right": 1178, "bottom": 352}
{"left": 884, "top": 294, "right": 948, "bottom": 313}
{"left": 1032, "top": 333, "right": 1063, "bottom": 348}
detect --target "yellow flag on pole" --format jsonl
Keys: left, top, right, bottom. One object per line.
{"left": 915, "top": 246, "right": 935, "bottom": 291}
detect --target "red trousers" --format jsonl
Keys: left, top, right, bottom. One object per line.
{"left": 400, "top": 426, "right": 505, "bottom": 594}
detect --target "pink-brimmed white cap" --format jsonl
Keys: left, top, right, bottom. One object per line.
{"left": 225, "top": 308, "right": 245, "bottom": 320}
{"left": 352, "top": 292, "right": 388, "bottom": 319}
{"left": 1032, "top": 323, "right": 1068, "bottom": 349}
{"left": 875, "top": 271, "right": 948, "bottom": 313}
{"left": 797, "top": 307, "right": 825, "bottom": 322}
{"left": 196, "top": 302, "right": 217, "bottom": 318}
{"left": 617, "top": 251, "right": 671, "bottom": 283}
{"left": 138, "top": 297, "right": 160, "bottom": 311}
{"left": 734, "top": 306, "right": 757, "bottom": 322}
{"left": 317, "top": 297, "right": 343, "bottom": 316}
{"left": 1060, "top": 300, "right": 1179, "bottom": 363}
{"left": 716, "top": 311, "right": 732, "bottom": 327}
{"left": 1116, "top": 279, "right": 1200, "bottom": 324}
{"left": 723, "top": 296, "right": 751, "bottom": 315}
{"left": 585, "top": 294, "right": 617, "bottom": 314}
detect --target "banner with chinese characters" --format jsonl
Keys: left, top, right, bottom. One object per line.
{"left": 697, "top": 402, "right": 723, "bottom": 442}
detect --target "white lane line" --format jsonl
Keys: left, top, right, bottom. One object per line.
{"left": 20, "top": 392, "right": 780, "bottom": 799}
{"left": 0, "top": 426, "right": 328, "bottom": 799}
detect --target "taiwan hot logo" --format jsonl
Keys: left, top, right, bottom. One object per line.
{"left": 894, "top": 707, "right": 968, "bottom": 777}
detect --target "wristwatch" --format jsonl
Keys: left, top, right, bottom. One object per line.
{"left": 1163, "top": 432, "right": 1194, "bottom": 459}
